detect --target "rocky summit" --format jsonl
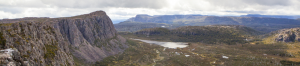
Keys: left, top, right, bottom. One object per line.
{"left": 0, "top": 11, "right": 128, "bottom": 66}
{"left": 274, "top": 28, "right": 300, "bottom": 42}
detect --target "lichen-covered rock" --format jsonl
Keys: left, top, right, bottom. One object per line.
{"left": 0, "top": 11, "right": 128, "bottom": 65}
{"left": 274, "top": 28, "right": 300, "bottom": 42}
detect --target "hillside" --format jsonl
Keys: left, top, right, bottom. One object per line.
{"left": 263, "top": 28, "right": 300, "bottom": 44}
{"left": 114, "top": 22, "right": 180, "bottom": 32}
{"left": 0, "top": 11, "right": 128, "bottom": 65}
{"left": 123, "top": 15, "right": 300, "bottom": 33}
{"left": 133, "top": 25, "right": 261, "bottom": 44}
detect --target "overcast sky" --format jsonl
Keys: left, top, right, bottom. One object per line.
{"left": 1, "top": 0, "right": 300, "bottom": 23}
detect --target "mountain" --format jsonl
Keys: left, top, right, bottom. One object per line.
{"left": 123, "top": 15, "right": 300, "bottom": 33}
{"left": 134, "top": 25, "right": 261, "bottom": 44}
{"left": 241, "top": 14, "right": 300, "bottom": 19}
{"left": 114, "top": 22, "right": 180, "bottom": 32}
{"left": 0, "top": 11, "right": 128, "bottom": 65}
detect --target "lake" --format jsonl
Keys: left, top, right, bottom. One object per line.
{"left": 131, "top": 38, "right": 189, "bottom": 49}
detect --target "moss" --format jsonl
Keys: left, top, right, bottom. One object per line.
{"left": 0, "top": 32, "right": 6, "bottom": 48}
{"left": 6, "top": 29, "right": 12, "bottom": 32}
{"left": 9, "top": 33, "right": 16, "bottom": 37}
{"left": 15, "top": 41, "right": 20, "bottom": 45}
{"left": 280, "top": 60, "right": 300, "bottom": 65}
{"left": 44, "top": 44, "right": 58, "bottom": 59}
{"left": 34, "top": 59, "right": 38, "bottom": 62}
{"left": 72, "top": 55, "right": 87, "bottom": 66}
{"left": 27, "top": 51, "right": 31, "bottom": 54}
{"left": 9, "top": 46, "right": 14, "bottom": 48}
{"left": 22, "top": 55, "right": 30, "bottom": 58}
{"left": 44, "top": 26, "right": 55, "bottom": 34}
{"left": 0, "top": 23, "right": 13, "bottom": 26}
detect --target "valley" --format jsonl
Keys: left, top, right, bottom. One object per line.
{"left": 0, "top": 10, "right": 299, "bottom": 66}
{"left": 1, "top": 0, "right": 300, "bottom": 66}
{"left": 97, "top": 26, "right": 300, "bottom": 66}
{"left": 97, "top": 33, "right": 299, "bottom": 66}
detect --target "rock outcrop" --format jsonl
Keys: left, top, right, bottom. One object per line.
{"left": 0, "top": 11, "right": 127, "bottom": 65}
{"left": 274, "top": 28, "right": 300, "bottom": 42}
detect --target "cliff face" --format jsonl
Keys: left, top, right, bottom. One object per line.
{"left": 0, "top": 11, "right": 127, "bottom": 65}
{"left": 56, "top": 11, "right": 127, "bottom": 63}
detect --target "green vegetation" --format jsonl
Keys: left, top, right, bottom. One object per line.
{"left": 94, "top": 39, "right": 164, "bottom": 66}
{"left": 0, "top": 23, "right": 13, "bottom": 26}
{"left": 44, "top": 44, "right": 58, "bottom": 59}
{"left": 44, "top": 26, "right": 55, "bottom": 34}
{"left": 96, "top": 37, "right": 293, "bottom": 66}
{"left": 133, "top": 25, "right": 260, "bottom": 45}
{"left": 22, "top": 55, "right": 30, "bottom": 58}
{"left": 113, "top": 26, "right": 300, "bottom": 66}
{"left": 0, "top": 32, "right": 6, "bottom": 48}
{"left": 73, "top": 55, "right": 87, "bottom": 66}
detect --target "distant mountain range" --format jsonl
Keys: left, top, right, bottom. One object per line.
{"left": 115, "top": 14, "right": 300, "bottom": 33}
{"left": 241, "top": 14, "right": 300, "bottom": 19}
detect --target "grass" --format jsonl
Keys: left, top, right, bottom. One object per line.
{"left": 103, "top": 33, "right": 300, "bottom": 66}
{"left": 132, "top": 26, "right": 257, "bottom": 45}
{"left": 94, "top": 39, "right": 164, "bottom": 66}
{"left": 96, "top": 37, "right": 289, "bottom": 66}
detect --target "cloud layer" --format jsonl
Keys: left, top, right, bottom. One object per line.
{"left": 0, "top": 0, "right": 299, "bottom": 23}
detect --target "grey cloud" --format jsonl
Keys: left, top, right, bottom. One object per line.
{"left": 40, "top": 0, "right": 168, "bottom": 9}
{"left": 0, "top": 0, "right": 47, "bottom": 8}
{"left": 225, "top": 11, "right": 267, "bottom": 14}
{"left": 0, "top": 7, "right": 25, "bottom": 14}
{"left": 244, "top": 0, "right": 291, "bottom": 6}
{"left": 205, "top": 0, "right": 292, "bottom": 7}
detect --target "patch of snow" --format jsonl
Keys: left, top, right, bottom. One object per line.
{"left": 185, "top": 55, "right": 190, "bottom": 57}
{"left": 175, "top": 52, "right": 180, "bottom": 55}
{"left": 0, "top": 48, "right": 15, "bottom": 55}
{"left": 263, "top": 54, "right": 267, "bottom": 56}
{"left": 161, "top": 26, "right": 165, "bottom": 27}
{"left": 222, "top": 56, "right": 229, "bottom": 59}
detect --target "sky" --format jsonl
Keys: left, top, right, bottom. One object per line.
{"left": 0, "top": 0, "right": 300, "bottom": 23}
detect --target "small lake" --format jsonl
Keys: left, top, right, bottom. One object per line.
{"left": 131, "top": 38, "right": 189, "bottom": 49}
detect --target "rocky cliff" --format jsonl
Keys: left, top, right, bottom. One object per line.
{"left": 273, "top": 28, "right": 300, "bottom": 42}
{"left": 0, "top": 11, "right": 127, "bottom": 66}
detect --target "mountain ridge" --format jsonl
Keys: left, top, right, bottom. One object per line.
{"left": 118, "top": 15, "right": 300, "bottom": 33}
{"left": 0, "top": 11, "right": 128, "bottom": 65}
